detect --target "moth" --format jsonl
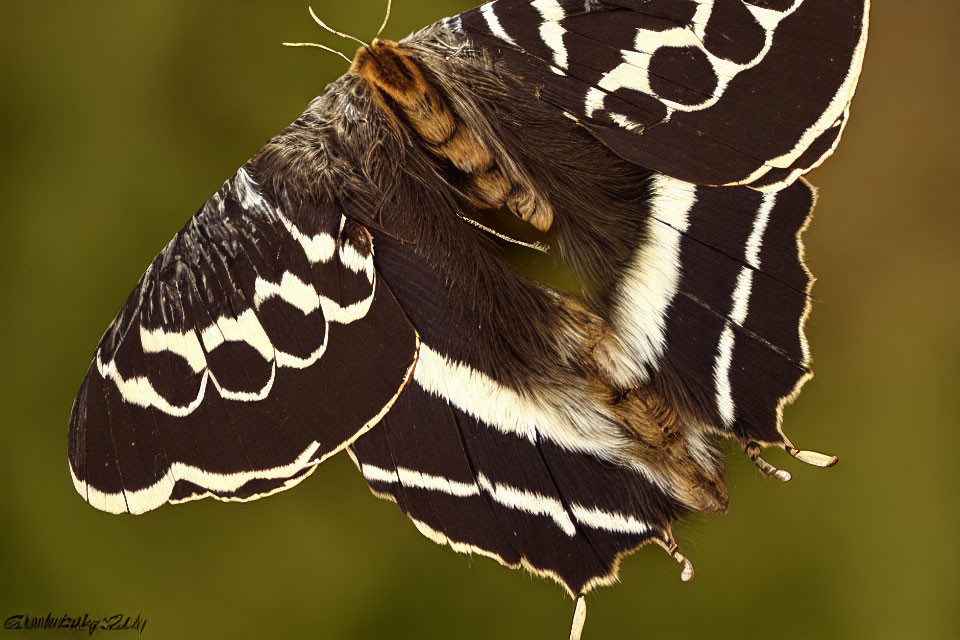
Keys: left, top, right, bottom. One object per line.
{"left": 67, "top": 0, "right": 870, "bottom": 637}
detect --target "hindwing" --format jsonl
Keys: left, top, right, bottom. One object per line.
{"left": 350, "top": 230, "right": 683, "bottom": 596}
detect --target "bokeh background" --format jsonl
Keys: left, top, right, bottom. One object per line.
{"left": 1, "top": 1, "right": 957, "bottom": 638}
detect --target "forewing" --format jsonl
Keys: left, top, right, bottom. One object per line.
{"left": 454, "top": 0, "right": 869, "bottom": 190}
{"left": 68, "top": 168, "right": 418, "bottom": 514}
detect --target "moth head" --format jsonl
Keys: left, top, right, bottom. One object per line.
{"left": 350, "top": 39, "right": 427, "bottom": 106}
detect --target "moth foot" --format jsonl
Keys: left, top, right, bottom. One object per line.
{"left": 787, "top": 446, "right": 839, "bottom": 468}
{"left": 568, "top": 596, "right": 587, "bottom": 640}
{"left": 744, "top": 442, "right": 792, "bottom": 483}
{"left": 653, "top": 535, "right": 695, "bottom": 582}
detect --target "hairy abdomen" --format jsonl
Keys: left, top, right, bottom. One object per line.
{"left": 351, "top": 39, "right": 553, "bottom": 231}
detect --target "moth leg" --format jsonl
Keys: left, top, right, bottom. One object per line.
{"left": 786, "top": 445, "right": 839, "bottom": 468}
{"left": 652, "top": 532, "right": 695, "bottom": 582}
{"left": 568, "top": 596, "right": 587, "bottom": 640}
{"left": 744, "top": 442, "right": 792, "bottom": 483}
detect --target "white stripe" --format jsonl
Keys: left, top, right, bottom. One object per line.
{"left": 610, "top": 175, "right": 696, "bottom": 381}
{"left": 319, "top": 288, "right": 375, "bottom": 324}
{"left": 413, "top": 345, "right": 538, "bottom": 442}
{"left": 74, "top": 339, "right": 419, "bottom": 515}
{"left": 712, "top": 193, "right": 776, "bottom": 425}
{"left": 412, "top": 518, "right": 455, "bottom": 546}
{"left": 411, "top": 344, "right": 675, "bottom": 499}
{"left": 139, "top": 326, "right": 206, "bottom": 373}
{"left": 609, "top": 112, "right": 645, "bottom": 132}
{"left": 413, "top": 344, "right": 631, "bottom": 465}
{"left": 580, "top": 0, "right": 867, "bottom": 191}
{"left": 746, "top": 2, "right": 802, "bottom": 30}
{"left": 339, "top": 241, "right": 375, "bottom": 283}
{"left": 251, "top": 269, "right": 376, "bottom": 327}
{"left": 365, "top": 464, "right": 484, "bottom": 501}
{"left": 231, "top": 167, "right": 273, "bottom": 215}
{"left": 277, "top": 211, "right": 336, "bottom": 264}
{"left": 477, "top": 474, "right": 576, "bottom": 536}
{"left": 112, "top": 164, "right": 376, "bottom": 412}
{"left": 481, "top": 2, "right": 517, "bottom": 47}
{"left": 209, "top": 360, "right": 277, "bottom": 403}
{"left": 729, "top": 269, "right": 754, "bottom": 332}
{"left": 104, "top": 289, "right": 362, "bottom": 412}
{"left": 101, "top": 330, "right": 278, "bottom": 413}
{"left": 532, "top": 0, "right": 568, "bottom": 72}
{"left": 750, "top": 1, "right": 871, "bottom": 185}
{"left": 106, "top": 311, "right": 278, "bottom": 412}
{"left": 398, "top": 467, "right": 481, "bottom": 498}
{"left": 713, "top": 324, "right": 738, "bottom": 425}
{"left": 361, "top": 464, "right": 399, "bottom": 484}
{"left": 571, "top": 504, "right": 652, "bottom": 535}
{"left": 753, "top": 107, "right": 851, "bottom": 194}
{"left": 362, "top": 462, "right": 574, "bottom": 536}
{"left": 200, "top": 323, "right": 225, "bottom": 352}
{"left": 591, "top": 1, "right": 802, "bottom": 115}
{"left": 96, "top": 353, "right": 211, "bottom": 416}
{"left": 745, "top": 194, "right": 775, "bottom": 268}
{"left": 71, "top": 438, "right": 322, "bottom": 515}
{"left": 233, "top": 168, "right": 338, "bottom": 264}
{"left": 361, "top": 463, "right": 653, "bottom": 538}
{"left": 275, "top": 321, "right": 329, "bottom": 370}
{"left": 203, "top": 309, "right": 274, "bottom": 362}
{"left": 254, "top": 272, "right": 320, "bottom": 315}
{"left": 584, "top": 87, "right": 605, "bottom": 119}
{"left": 102, "top": 258, "right": 375, "bottom": 414}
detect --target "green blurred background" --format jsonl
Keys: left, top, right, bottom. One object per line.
{"left": 1, "top": 1, "right": 957, "bottom": 638}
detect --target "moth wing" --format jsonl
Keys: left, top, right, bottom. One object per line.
{"left": 349, "top": 230, "right": 683, "bottom": 597}
{"left": 455, "top": 0, "right": 869, "bottom": 190}
{"left": 605, "top": 175, "right": 816, "bottom": 448}
{"left": 68, "top": 167, "right": 418, "bottom": 514}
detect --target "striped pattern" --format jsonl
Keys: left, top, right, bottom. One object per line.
{"left": 350, "top": 374, "right": 675, "bottom": 596}
{"left": 611, "top": 175, "right": 815, "bottom": 444}
{"left": 369, "top": 226, "right": 637, "bottom": 467}
{"left": 67, "top": 168, "right": 419, "bottom": 514}
{"left": 359, "top": 451, "right": 659, "bottom": 541}
{"left": 713, "top": 193, "right": 775, "bottom": 424}
{"left": 608, "top": 176, "right": 696, "bottom": 380}
{"left": 353, "top": 228, "right": 684, "bottom": 596}
{"left": 359, "top": 461, "right": 579, "bottom": 536}
{"left": 65, "top": 3, "right": 867, "bottom": 622}
{"left": 457, "top": 0, "right": 869, "bottom": 190}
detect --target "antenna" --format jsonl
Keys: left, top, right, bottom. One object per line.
{"left": 308, "top": 6, "right": 369, "bottom": 48}
{"left": 281, "top": 42, "right": 353, "bottom": 65}
{"left": 374, "top": 0, "right": 393, "bottom": 41}
{"left": 284, "top": 4, "right": 395, "bottom": 63}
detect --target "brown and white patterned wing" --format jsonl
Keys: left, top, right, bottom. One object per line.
{"left": 604, "top": 175, "right": 817, "bottom": 448}
{"left": 68, "top": 168, "right": 418, "bottom": 514}
{"left": 455, "top": 0, "right": 869, "bottom": 190}
{"left": 349, "top": 230, "right": 684, "bottom": 597}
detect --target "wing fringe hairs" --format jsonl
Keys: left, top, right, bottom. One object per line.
{"left": 68, "top": 0, "right": 867, "bottom": 636}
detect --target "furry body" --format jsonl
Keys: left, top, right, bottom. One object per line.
{"left": 254, "top": 28, "right": 727, "bottom": 515}
{"left": 68, "top": 0, "right": 869, "bottom": 616}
